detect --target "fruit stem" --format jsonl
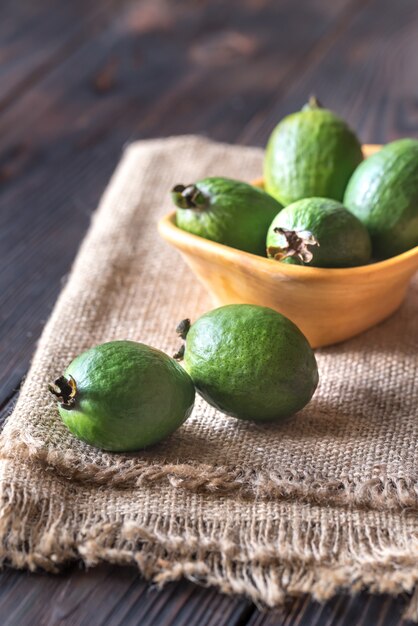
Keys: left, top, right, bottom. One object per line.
{"left": 171, "top": 184, "right": 209, "bottom": 210}
{"left": 173, "top": 318, "right": 190, "bottom": 361}
{"left": 303, "top": 95, "right": 323, "bottom": 110}
{"left": 268, "top": 228, "right": 319, "bottom": 264}
{"left": 176, "top": 318, "right": 191, "bottom": 339}
{"left": 173, "top": 345, "right": 185, "bottom": 361}
{"left": 48, "top": 375, "right": 77, "bottom": 408}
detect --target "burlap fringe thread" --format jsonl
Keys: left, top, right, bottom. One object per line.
{"left": 1, "top": 463, "right": 418, "bottom": 620}
{"left": 2, "top": 431, "right": 418, "bottom": 512}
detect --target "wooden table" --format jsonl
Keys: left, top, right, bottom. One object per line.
{"left": 1, "top": 1, "right": 417, "bottom": 623}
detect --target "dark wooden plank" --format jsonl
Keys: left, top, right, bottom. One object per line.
{"left": 240, "top": 0, "right": 418, "bottom": 146}
{"left": 0, "top": 563, "right": 413, "bottom": 626}
{"left": 0, "top": 0, "right": 131, "bottom": 112}
{"left": 0, "top": 565, "right": 252, "bottom": 626}
{"left": 135, "top": 0, "right": 367, "bottom": 143}
{"left": 0, "top": 0, "right": 355, "bottom": 402}
{"left": 0, "top": 390, "right": 19, "bottom": 428}
{"left": 0, "top": 0, "right": 355, "bottom": 153}
{"left": 247, "top": 593, "right": 411, "bottom": 626}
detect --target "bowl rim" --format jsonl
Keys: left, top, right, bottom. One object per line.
{"left": 159, "top": 211, "right": 418, "bottom": 278}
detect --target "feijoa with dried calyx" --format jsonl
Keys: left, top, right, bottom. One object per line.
{"left": 175, "top": 304, "right": 318, "bottom": 422}
{"left": 172, "top": 177, "right": 282, "bottom": 256}
{"left": 49, "top": 340, "right": 195, "bottom": 451}
{"left": 266, "top": 197, "right": 372, "bottom": 267}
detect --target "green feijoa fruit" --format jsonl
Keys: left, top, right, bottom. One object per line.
{"left": 344, "top": 138, "right": 418, "bottom": 258}
{"left": 172, "top": 177, "right": 282, "bottom": 256}
{"left": 266, "top": 197, "right": 372, "bottom": 268}
{"left": 264, "top": 97, "right": 363, "bottom": 206}
{"left": 177, "top": 305, "right": 318, "bottom": 422}
{"left": 49, "top": 340, "right": 195, "bottom": 451}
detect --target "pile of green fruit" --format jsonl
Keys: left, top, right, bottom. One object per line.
{"left": 49, "top": 304, "right": 318, "bottom": 451}
{"left": 172, "top": 97, "right": 418, "bottom": 265}
{"left": 49, "top": 98, "right": 418, "bottom": 452}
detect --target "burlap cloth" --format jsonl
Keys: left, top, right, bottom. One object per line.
{"left": 1, "top": 136, "right": 418, "bottom": 615}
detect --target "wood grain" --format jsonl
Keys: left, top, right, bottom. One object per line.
{"left": 1, "top": 0, "right": 418, "bottom": 624}
{"left": 0, "top": 0, "right": 129, "bottom": 113}
{"left": 0, "top": 565, "right": 253, "bottom": 626}
{"left": 248, "top": 593, "right": 409, "bottom": 626}
{"left": 240, "top": 0, "right": 418, "bottom": 146}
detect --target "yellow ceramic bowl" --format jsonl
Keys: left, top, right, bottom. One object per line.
{"left": 158, "top": 145, "right": 418, "bottom": 348}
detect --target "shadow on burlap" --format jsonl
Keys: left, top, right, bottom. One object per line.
{"left": 1, "top": 136, "right": 418, "bottom": 617}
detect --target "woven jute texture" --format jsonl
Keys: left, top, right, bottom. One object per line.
{"left": 1, "top": 136, "right": 418, "bottom": 614}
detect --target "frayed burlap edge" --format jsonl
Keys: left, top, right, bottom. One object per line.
{"left": 1, "top": 462, "right": 418, "bottom": 620}
{"left": 2, "top": 432, "right": 418, "bottom": 512}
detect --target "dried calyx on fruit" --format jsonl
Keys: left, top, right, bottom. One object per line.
{"left": 267, "top": 227, "right": 319, "bottom": 264}
{"left": 171, "top": 184, "right": 208, "bottom": 210}
{"left": 48, "top": 375, "right": 77, "bottom": 408}
{"left": 173, "top": 318, "right": 191, "bottom": 360}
